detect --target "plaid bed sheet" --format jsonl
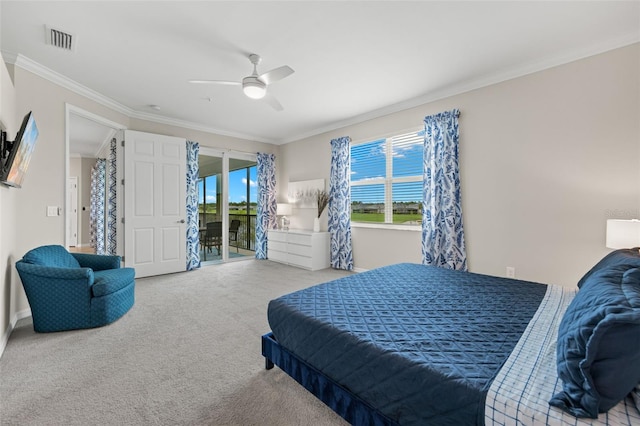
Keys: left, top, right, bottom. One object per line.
{"left": 485, "top": 284, "right": 640, "bottom": 426}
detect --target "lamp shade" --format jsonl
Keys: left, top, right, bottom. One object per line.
{"left": 606, "top": 219, "right": 640, "bottom": 249}
{"left": 242, "top": 77, "right": 266, "bottom": 99}
{"left": 276, "top": 203, "right": 292, "bottom": 216}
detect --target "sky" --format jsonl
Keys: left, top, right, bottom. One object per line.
{"left": 351, "top": 130, "right": 423, "bottom": 203}
{"left": 199, "top": 166, "right": 258, "bottom": 205}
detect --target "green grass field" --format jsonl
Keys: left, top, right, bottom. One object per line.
{"left": 199, "top": 207, "right": 419, "bottom": 225}
{"left": 199, "top": 208, "right": 257, "bottom": 216}
{"left": 351, "top": 212, "right": 421, "bottom": 224}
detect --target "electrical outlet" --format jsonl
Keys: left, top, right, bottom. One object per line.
{"left": 506, "top": 266, "right": 516, "bottom": 279}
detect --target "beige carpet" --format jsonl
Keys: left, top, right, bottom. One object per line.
{"left": 0, "top": 260, "right": 352, "bottom": 425}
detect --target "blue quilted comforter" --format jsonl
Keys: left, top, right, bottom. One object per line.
{"left": 268, "top": 263, "right": 548, "bottom": 425}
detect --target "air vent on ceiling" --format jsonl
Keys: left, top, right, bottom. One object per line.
{"left": 45, "top": 26, "right": 75, "bottom": 52}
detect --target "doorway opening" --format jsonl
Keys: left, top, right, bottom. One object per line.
{"left": 65, "top": 104, "right": 125, "bottom": 254}
{"left": 198, "top": 149, "right": 257, "bottom": 264}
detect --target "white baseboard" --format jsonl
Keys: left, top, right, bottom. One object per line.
{"left": 0, "top": 309, "right": 31, "bottom": 359}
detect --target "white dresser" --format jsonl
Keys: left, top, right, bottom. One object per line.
{"left": 267, "top": 229, "right": 330, "bottom": 271}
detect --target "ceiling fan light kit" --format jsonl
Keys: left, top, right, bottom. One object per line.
{"left": 242, "top": 76, "right": 267, "bottom": 99}
{"left": 190, "top": 53, "right": 294, "bottom": 110}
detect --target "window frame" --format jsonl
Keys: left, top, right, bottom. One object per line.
{"left": 350, "top": 127, "right": 423, "bottom": 231}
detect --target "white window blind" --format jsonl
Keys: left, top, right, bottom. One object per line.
{"left": 350, "top": 129, "right": 423, "bottom": 225}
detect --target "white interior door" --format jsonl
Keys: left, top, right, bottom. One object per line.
{"left": 124, "top": 130, "right": 186, "bottom": 277}
{"left": 67, "top": 176, "right": 78, "bottom": 246}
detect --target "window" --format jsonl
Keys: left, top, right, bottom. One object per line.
{"left": 350, "top": 129, "right": 423, "bottom": 225}
{"left": 198, "top": 174, "right": 219, "bottom": 226}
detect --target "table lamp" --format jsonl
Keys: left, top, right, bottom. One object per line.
{"left": 277, "top": 203, "right": 292, "bottom": 230}
{"left": 606, "top": 219, "right": 640, "bottom": 249}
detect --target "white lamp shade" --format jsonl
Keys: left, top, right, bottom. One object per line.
{"left": 276, "top": 203, "right": 292, "bottom": 216}
{"left": 243, "top": 84, "right": 266, "bottom": 99}
{"left": 242, "top": 77, "right": 266, "bottom": 99}
{"left": 606, "top": 219, "right": 640, "bottom": 249}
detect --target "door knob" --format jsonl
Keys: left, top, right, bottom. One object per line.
{"left": 178, "top": 219, "right": 185, "bottom": 223}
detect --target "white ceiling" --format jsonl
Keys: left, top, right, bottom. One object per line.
{"left": 1, "top": 1, "right": 639, "bottom": 149}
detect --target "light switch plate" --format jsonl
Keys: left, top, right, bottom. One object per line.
{"left": 47, "top": 206, "right": 58, "bottom": 217}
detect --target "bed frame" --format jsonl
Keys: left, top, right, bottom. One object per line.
{"left": 262, "top": 332, "right": 398, "bottom": 426}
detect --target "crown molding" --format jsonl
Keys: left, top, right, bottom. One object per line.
{"left": 2, "top": 52, "right": 276, "bottom": 144}
{"left": 6, "top": 52, "right": 132, "bottom": 116}
{"left": 279, "top": 34, "right": 640, "bottom": 144}
{"left": 128, "top": 110, "right": 274, "bottom": 144}
{"left": 4, "top": 32, "right": 639, "bottom": 147}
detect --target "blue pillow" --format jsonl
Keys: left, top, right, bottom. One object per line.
{"left": 577, "top": 248, "right": 640, "bottom": 288}
{"left": 550, "top": 266, "right": 640, "bottom": 418}
{"left": 22, "top": 245, "right": 81, "bottom": 269}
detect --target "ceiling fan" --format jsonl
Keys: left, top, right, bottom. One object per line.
{"left": 189, "top": 54, "right": 294, "bottom": 111}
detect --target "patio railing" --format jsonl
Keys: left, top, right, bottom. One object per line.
{"left": 230, "top": 214, "right": 256, "bottom": 251}
{"left": 199, "top": 213, "right": 256, "bottom": 252}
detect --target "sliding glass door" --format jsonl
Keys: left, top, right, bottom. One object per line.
{"left": 228, "top": 158, "right": 257, "bottom": 258}
{"left": 198, "top": 148, "right": 257, "bottom": 264}
{"left": 198, "top": 152, "right": 223, "bottom": 262}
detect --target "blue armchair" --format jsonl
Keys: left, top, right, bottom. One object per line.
{"left": 16, "top": 245, "right": 135, "bottom": 333}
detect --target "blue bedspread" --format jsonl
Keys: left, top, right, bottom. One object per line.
{"left": 267, "top": 263, "right": 547, "bottom": 425}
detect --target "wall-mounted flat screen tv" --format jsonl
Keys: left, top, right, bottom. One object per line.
{"left": 1, "top": 111, "right": 39, "bottom": 188}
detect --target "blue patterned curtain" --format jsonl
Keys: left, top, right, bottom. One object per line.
{"left": 256, "top": 153, "right": 277, "bottom": 259}
{"left": 186, "top": 141, "right": 201, "bottom": 270}
{"left": 422, "top": 109, "right": 467, "bottom": 271}
{"left": 105, "top": 138, "right": 117, "bottom": 255}
{"left": 328, "top": 136, "right": 354, "bottom": 270}
{"left": 90, "top": 159, "right": 107, "bottom": 255}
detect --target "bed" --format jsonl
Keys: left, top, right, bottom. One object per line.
{"left": 262, "top": 256, "right": 640, "bottom": 425}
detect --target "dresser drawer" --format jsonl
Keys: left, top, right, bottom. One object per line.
{"left": 288, "top": 253, "right": 313, "bottom": 269}
{"left": 268, "top": 249, "right": 288, "bottom": 263}
{"left": 267, "top": 230, "right": 288, "bottom": 243}
{"left": 287, "top": 233, "right": 312, "bottom": 246}
{"left": 287, "top": 243, "right": 312, "bottom": 257}
{"left": 268, "top": 240, "right": 287, "bottom": 252}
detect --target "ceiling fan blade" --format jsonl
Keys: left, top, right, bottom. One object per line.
{"left": 188, "top": 80, "right": 240, "bottom": 85}
{"left": 262, "top": 93, "right": 284, "bottom": 111}
{"left": 259, "top": 66, "right": 294, "bottom": 85}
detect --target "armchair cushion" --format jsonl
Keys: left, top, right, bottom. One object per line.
{"left": 72, "top": 252, "right": 121, "bottom": 271}
{"left": 23, "top": 245, "right": 80, "bottom": 269}
{"left": 92, "top": 268, "right": 135, "bottom": 297}
{"left": 16, "top": 262, "right": 94, "bottom": 282}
